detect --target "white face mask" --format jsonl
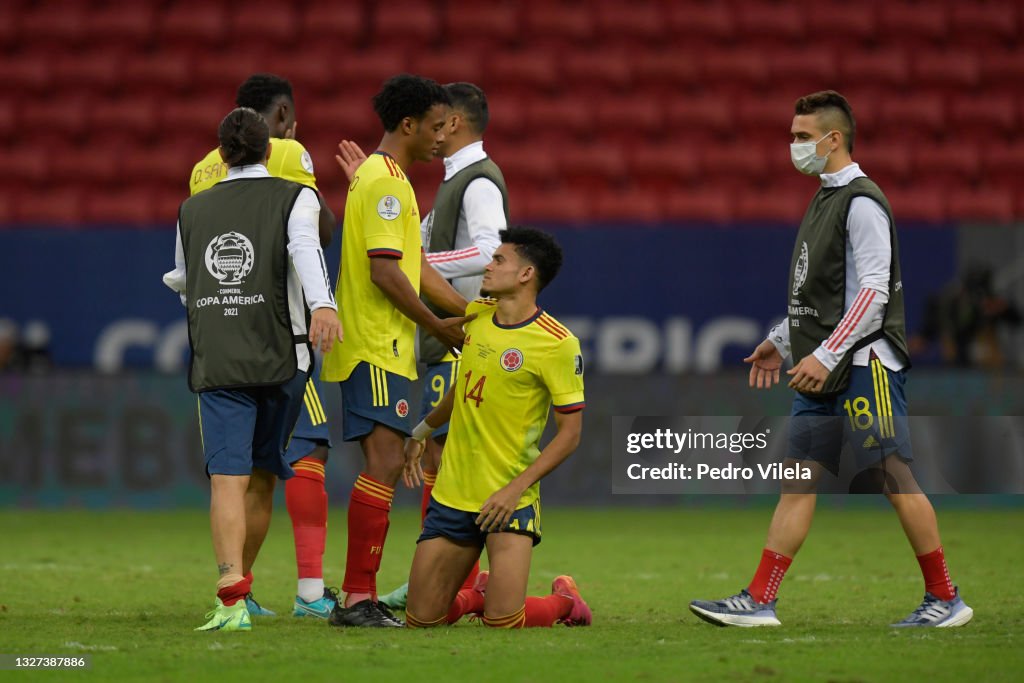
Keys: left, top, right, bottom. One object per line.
{"left": 790, "top": 131, "right": 836, "bottom": 176}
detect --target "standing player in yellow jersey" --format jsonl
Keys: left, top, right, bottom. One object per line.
{"left": 189, "top": 74, "right": 342, "bottom": 620}
{"left": 402, "top": 227, "right": 592, "bottom": 630}
{"left": 322, "top": 74, "right": 471, "bottom": 628}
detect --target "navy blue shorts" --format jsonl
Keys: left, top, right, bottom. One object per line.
{"left": 418, "top": 497, "right": 542, "bottom": 547}
{"left": 418, "top": 360, "right": 460, "bottom": 438}
{"left": 197, "top": 370, "right": 308, "bottom": 479}
{"left": 340, "top": 361, "right": 412, "bottom": 442}
{"left": 789, "top": 357, "right": 913, "bottom": 472}
{"left": 285, "top": 354, "right": 332, "bottom": 462}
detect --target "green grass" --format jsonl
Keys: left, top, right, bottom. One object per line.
{"left": 0, "top": 506, "right": 1021, "bottom": 682}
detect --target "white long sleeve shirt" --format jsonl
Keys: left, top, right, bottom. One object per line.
{"left": 768, "top": 162, "right": 905, "bottom": 371}
{"left": 422, "top": 141, "right": 506, "bottom": 301}
{"left": 162, "top": 165, "right": 335, "bottom": 373}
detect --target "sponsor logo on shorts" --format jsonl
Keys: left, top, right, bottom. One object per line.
{"left": 500, "top": 348, "right": 524, "bottom": 372}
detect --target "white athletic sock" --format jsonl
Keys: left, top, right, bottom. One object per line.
{"left": 297, "top": 578, "right": 325, "bottom": 602}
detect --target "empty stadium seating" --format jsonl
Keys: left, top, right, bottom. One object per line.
{"left": 1, "top": 0, "right": 1021, "bottom": 225}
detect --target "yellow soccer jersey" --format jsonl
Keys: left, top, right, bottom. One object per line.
{"left": 321, "top": 152, "right": 422, "bottom": 381}
{"left": 189, "top": 138, "right": 319, "bottom": 195}
{"left": 432, "top": 298, "right": 585, "bottom": 513}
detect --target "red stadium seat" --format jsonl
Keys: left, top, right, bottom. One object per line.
{"left": 524, "top": 100, "right": 591, "bottom": 142}
{"left": 879, "top": 95, "right": 946, "bottom": 140}
{"left": 161, "top": 100, "right": 237, "bottom": 143}
{"left": 701, "top": 50, "right": 771, "bottom": 90}
{"left": 0, "top": 100, "right": 13, "bottom": 139}
{"left": 946, "top": 189, "right": 1015, "bottom": 223}
{"left": 557, "top": 146, "right": 628, "bottom": 192}
{"left": 303, "top": 97, "right": 379, "bottom": 146}
{"left": 20, "top": 5, "right": 87, "bottom": 48}
{"left": 885, "top": 188, "right": 946, "bottom": 223}
{"left": 160, "top": 4, "right": 228, "bottom": 48}
{"left": 594, "top": 2, "right": 667, "bottom": 46}
{"left": 417, "top": 50, "right": 485, "bottom": 88}
{"left": 50, "top": 147, "right": 121, "bottom": 186}
{"left": 267, "top": 55, "right": 335, "bottom": 97}
{"left": 912, "top": 144, "right": 982, "bottom": 187}
{"left": 664, "top": 188, "right": 734, "bottom": 223}
{"left": 372, "top": 3, "right": 440, "bottom": 48}
{"left": 231, "top": 4, "right": 300, "bottom": 45}
{"left": 0, "top": 147, "right": 49, "bottom": 185}
{"left": 480, "top": 94, "right": 526, "bottom": 138}
{"left": 301, "top": 2, "right": 365, "bottom": 47}
{"left": 980, "top": 50, "right": 1024, "bottom": 92}
{"left": 487, "top": 51, "right": 560, "bottom": 95}
{"left": 949, "top": 95, "right": 1017, "bottom": 139}
{"left": 334, "top": 49, "right": 410, "bottom": 100}
{"left": 982, "top": 143, "right": 1024, "bottom": 188}
{"left": 156, "top": 190, "right": 187, "bottom": 224}
{"left": 734, "top": 189, "right": 808, "bottom": 223}
{"left": 949, "top": 3, "right": 1019, "bottom": 47}
{"left": 736, "top": 98, "right": 802, "bottom": 142}
{"left": 51, "top": 53, "right": 122, "bottom": 95}
{"left": 912, "top": 51, "right": 981, "bottom": 90}
{"left": 855, "top": 143, "right": 914, "bottom": 187}
{"left": 840, "top": 48, "right": 910, "bottom": 88}
{"left": 194, "top": 51, "right": 275, "bottom": 97}
{"left": 0, "top": 190, "right": 12, "bottom": 224}
{"left": 877, "top": 3, "right": 948, "bottom": 45}
{"left": 734, "top": 1, "right": 807, "bottom": 43}
{"left": 596, "top": 100, "right": 664, "bottom": 138}
{"left": 520, "top": 190, "right": 590, "bottom": 224}
{"left": 86, "top": 5, "right": 156, "bottom": 49}
{"left": 121, "top": 53, "right": 193, "bottom": 95}
{"left": 0, "top": 59, "right": 51, "bottom": 94}
{"left": 0, "top": 5, "right": 19, "bottom": 50}
{"left": 627, "top": 144, "right": 701, "bottom": 192}
{"left": 84, "top": 188, "right": 158, "bottom": 225}
{"left": 665, "top": 95, "right": 733, "bottom": 142}
{"left": 122, "top": 145, "right": 198, "bottom": 186}
{"left": 701, "top": 144, "right": 769, "bottom": 183}
{"left": 90, "top": 100, "right": 161, "bottom": 141}
{"left": 15, "top": 188, "right": 83, "bottom": 224}
{"left": 593, "top": 188, "right": 665, "bottom": 222}
{"left": 444, "top": 2, "right": 520, "bottom": 48}
{"left": 768, "top": 49, "right": 840, "bottom": 95}
{"left": 22, "top": 99, "right": 89, "bottom": 140}
{"left": 665, "top": 4, "right": 736, "bottom": 44}
{"left": 522, "top": 4, "right": 595, "bottom": 49}
{"left": 563, "top": 52, "right": 634, "bottom": 93}
{"left": 805, "top": 3, "right": 876, "bottom": 50}
{"left": 632, "top": 52, "right": 701, "bottom": 93}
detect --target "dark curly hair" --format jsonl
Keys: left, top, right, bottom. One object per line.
{"left": 372, "top": 74, "right": 451, "bottom": 132}
{"left": 795, "top": 90, "right": 856, "bottom": 153}
{"left": 236, "top": 73, "right": 293, "bottom": 116}
{"left": 218, "top": 107, "right": 269, "bottom": 166}
{"left": 500, "top": 227, "right": 564, "bottom": 292}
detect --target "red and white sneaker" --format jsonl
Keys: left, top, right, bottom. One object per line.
{"left": 551, "top": 575, "right": 592, "bottom": 627}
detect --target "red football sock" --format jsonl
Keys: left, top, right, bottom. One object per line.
{"left": 286, "top": 457, "right": 328, "bottom": 579}
{"left": 524, "top": 595, "right": 574, "bottom": 627}
{"left": 217, "top": 575, "right": 252, "bottom": 607}
{"left": 461, "top": 561, "right": 480, "bottom": 591}
{"left": 342, "top": 473, "right": 393, "bottom": 599}
{"left": 916, "top": 546, "right": 955, "bottom": 600}
{"left": 446, "top": 586, "right": 486, "bottom": 624}
{"left": 747, "top": 548, "right": 793, "bottom": 603}
{"left": 420, "top": 470, "right": 436, "bottom": 523}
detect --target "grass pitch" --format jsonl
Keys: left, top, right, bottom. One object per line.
{"left": 1, "top": 504, "right": 1021, "bottom": 682}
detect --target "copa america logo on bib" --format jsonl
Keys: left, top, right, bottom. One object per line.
{"left": 500, "top": 348, "right": 524, "bottom": 372}
{"left": 792, "top": 241, "right": 809, "bottom": 295}
{"left": 205, "top": 232, "right": 255, "bottom": 285}
{"left": 396, "top": 399, "right": 410, "bottom": 417}
{"left": 377, "top": 195, "right": 402, "bottom": 221}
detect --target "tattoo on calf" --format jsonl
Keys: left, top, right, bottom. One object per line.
{"left": 218, "top": 562, "right": 233, "bottom": 576}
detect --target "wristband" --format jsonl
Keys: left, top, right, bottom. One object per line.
{"left": 412, "top": 419, "right": 434, "bottom": 441}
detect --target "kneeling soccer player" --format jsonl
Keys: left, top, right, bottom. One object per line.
{"left": 403, "top": 227, "right": 592, "bottom": 629}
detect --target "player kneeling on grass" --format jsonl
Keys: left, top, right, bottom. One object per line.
{"left": 402, "top": 227, "right": 592, "bottom": 629}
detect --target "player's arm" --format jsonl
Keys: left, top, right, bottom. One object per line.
{"left": 745, "top": 320, "right": 787, "bottom": 390}
{"left": 420, "top": 252, "right": 469, "bottom": 315}
{"left": 316, "top": 193, "right": 336, "bottom": 248}
{"left": 402, "top": 385, "right": 456, "bottom": 488}
{"left": 424, "top": 178, "right": 504, "bottom": 279}
{"left": 162, "top": 221, "right": 187, "bottom": 307}
{"left": 370, "top": 257, "right": 471, "bottom": 352}
{"left": 790, "top": 197, "right": 891, "bottom": 392}
{"left": 476, "top": 409, "right": 583, "bottom": 532}
{"left": 287, "top": 187, "right": 341, "bottom": 353}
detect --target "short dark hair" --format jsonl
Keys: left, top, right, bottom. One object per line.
{"left": 218, "top": 107, "right": 269, "bottom": 166}
{"left": 373, "top": 74, "right": 451, "bottom": 132}
{"left": 794, "top": 90, "right": 856, "bottom": 153}
{"left": 445, "top": 82, "right": 489, "bottom": 135}
{"left": 500, "top": 226, "right": 563, "bottom": 292}
{"left": 236, "top": 73, "right": 293, "bottom": 115}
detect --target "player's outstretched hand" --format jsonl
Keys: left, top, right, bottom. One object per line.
{"left": 335, "top": 140, "right": 368, "bottom": 182}
{"left": 431, "top": 314, "right": 477, "bottom": 355}
{"left": 308, "top": 307, "right": 342, "bottom": 354}
{"left": 402, "top": 437, "right": 426, "bottom": 489}
{"left": 787, "top": 354, "right": 829, "bottom": 394}
{"left": 743, "top": 339, "right": 783, "bottom": 389}
{"left": 475, "top": 483, "right": 524, "bottom": 533}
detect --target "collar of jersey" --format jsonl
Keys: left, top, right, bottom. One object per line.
{"left": 492, "top": 306, "right": 543, "bottom": 329}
